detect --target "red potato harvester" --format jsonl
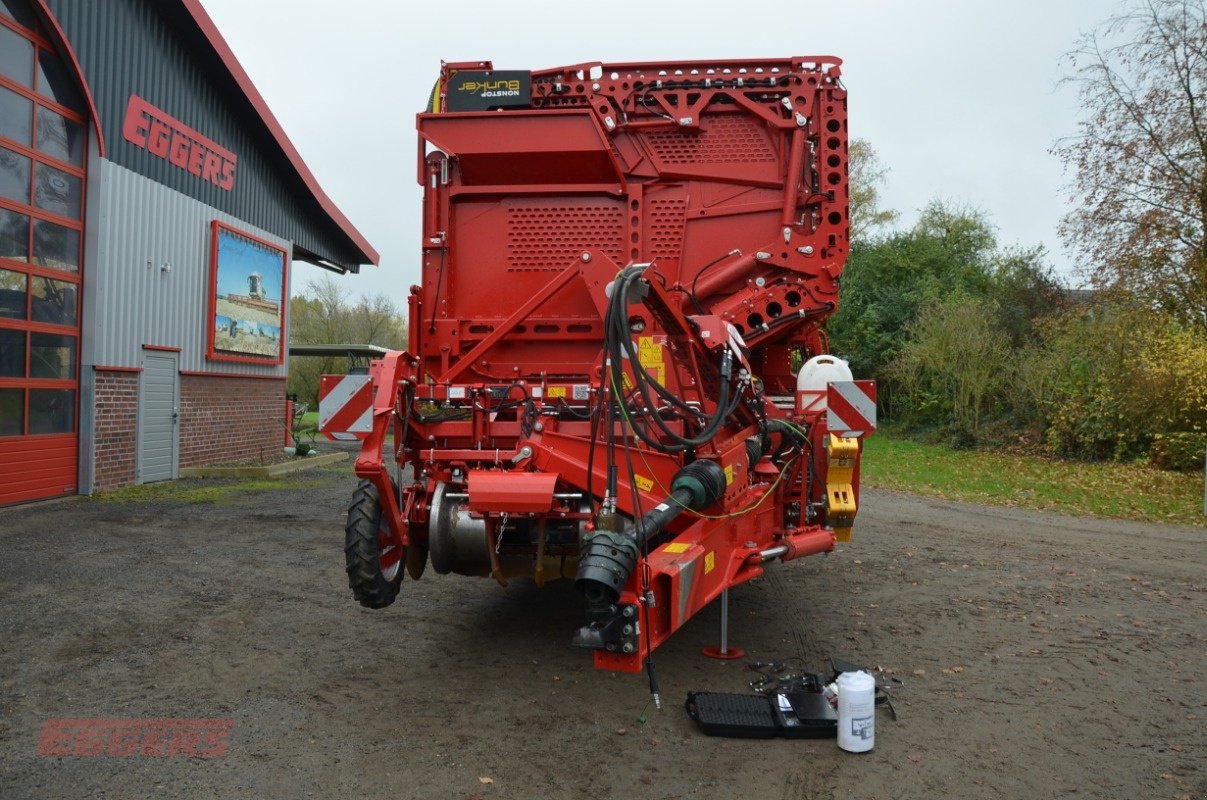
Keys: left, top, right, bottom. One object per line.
{"left": 323, "top": 57, "right": 876, "bottom": 699}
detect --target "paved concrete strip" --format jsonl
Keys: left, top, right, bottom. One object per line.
{"left": 180, "top": 452, "right": 347, "bottom": 479}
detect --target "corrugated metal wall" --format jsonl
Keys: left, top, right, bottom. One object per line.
{"left": 83, "top": 158, "right": 290, "bottom": 375}
{"left": 43, "top": 0, "right": 367, "bottom": 270}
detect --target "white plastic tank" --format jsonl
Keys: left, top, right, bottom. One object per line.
{"left": 797, "top": 354, "right": 853, "bottom": 393}
{"left": 836, "top": 670, "right": 876, "bottom": 753}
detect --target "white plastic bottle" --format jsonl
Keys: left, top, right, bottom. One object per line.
{"left": 836, "top": 670, "right": 876, "bottom": 753}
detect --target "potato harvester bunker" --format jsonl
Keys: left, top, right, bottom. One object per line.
{"left": 320, "top": 57, "right": 877, "bottom": 687}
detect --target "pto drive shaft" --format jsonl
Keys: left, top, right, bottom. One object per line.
{"left": 572, "top": 460, "right": 727, "bottom": 651}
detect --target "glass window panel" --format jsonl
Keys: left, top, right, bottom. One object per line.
{"left": 0, "top": 84, "right": 33, "bottom": 146}
{"left": 29, "top": 332, "right": 73, "bottom": 379}
{"left": 0, "top": 327, "right": 25, "bottom": 377}
{"left": 0, "top": 268, "right": 26, "bottom": 318}
{"left": 34, "top": 163, "right": 80, "bottom": 219}
{"left": 29, "top": 388, "right": 72, "bottom": 434}
{"left": 0, "top": 387, "right": 22, "bottom": 435}
{"left": 0, "top": 208, "right": 29, "bottom": 262}
{"left": 0, "top": 0, "right": 38, "bottom": 30}
{"left": 0, "top": 24, "right": 33, "bottom": 87}
{"left": 0, "top": 145, "right": 30, "bottom": 203}
{"left": 36, "top": 49, "right": 82, "bottom": 111}
{"left": 35, "top": 106, "right": 83, "bottom": 166}
{"left": 32, "top": 218, "right": 77, "bottom": 272}
{"left": 0, "top": 208, "right": 29, "bottom": 263}
{"left": 30, "top": 275, "right": 74, "bottom": 325}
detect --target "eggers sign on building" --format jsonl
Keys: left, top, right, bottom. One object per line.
{"left": 122, "top": 95, "right": 238, "bottom": 191}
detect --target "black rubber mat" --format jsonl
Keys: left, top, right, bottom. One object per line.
{"left": 686, "top": 692, "right": 780, "bottom": 738}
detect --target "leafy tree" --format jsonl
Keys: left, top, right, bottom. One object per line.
{"left": 829, "top": 201, "right": 998, "bottom": 380}
{"left": 288, "top": 275, "right": 406, "bottom": 406}
{"left": 987, "top": 246, "right": 1066, "bottom": 347}
{"left": 1055, "top": 0, "right": 1207, "bottom": 329}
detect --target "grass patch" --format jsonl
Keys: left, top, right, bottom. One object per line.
{"left": 92, "top": 477, "right": 323, "bottom": 505}
{"left": 861, "top": 430, "right": 1205, "bottom": 526}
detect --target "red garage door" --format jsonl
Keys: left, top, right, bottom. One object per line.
{"left": 0, "top": 5, "right": 87, "bottom": 504}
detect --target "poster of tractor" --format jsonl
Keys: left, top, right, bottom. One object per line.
{"left": 207, "top": 220, "right": 287, "bottom": 363}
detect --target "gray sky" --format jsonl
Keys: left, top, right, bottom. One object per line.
{"left": 201, "top": 0, "right": 1127, "bottom": 300}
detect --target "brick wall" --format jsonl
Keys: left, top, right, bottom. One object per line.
{"left": 179, "top": 375, "right": 285, "bottom": 468}
{"left": 93, "top": 370, "right": 139, "bottom": 490}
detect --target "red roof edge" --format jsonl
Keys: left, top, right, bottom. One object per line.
{"left": 180, "top": 0, "right": 380, "bottom": 267}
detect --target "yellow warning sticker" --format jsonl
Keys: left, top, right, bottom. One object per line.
{"left": 547, "top": 386, "right": 567, "bottom": 398}
{"left": 638, "top": 335, "right": 666, "bottom": 385}
{"left": 704, "top": 551, "right": 716, "bottom": 574}
{"left": 634, "top": 474, "right": 654, "bottom": 492}
{"left": 637, "top": 335, "right": 663, "bottom": 364}
{"left": 723, "top": 464, "right": 734, "bottom": 485}
{"left": 622, "top": 372, "right": 634, "bottom": 390}
{"left": 663, "top": 543, "right": 691, "bottom": 554}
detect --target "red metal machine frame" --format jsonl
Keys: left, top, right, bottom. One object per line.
{"left": 337, "top": 57, "right": 873, "bottom": 675}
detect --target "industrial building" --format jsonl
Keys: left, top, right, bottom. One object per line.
{"left": 0, "top": 0, "right": 377, "bottom": 504}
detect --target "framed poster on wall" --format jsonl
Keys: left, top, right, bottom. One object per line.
{"left": 206, "top": 220, "right": 288, "bottom": 364}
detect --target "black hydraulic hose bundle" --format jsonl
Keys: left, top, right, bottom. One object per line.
{"left": 602, "top": 265, "right": 742, "bottom": 454}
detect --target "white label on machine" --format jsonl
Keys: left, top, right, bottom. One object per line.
{"left": 572, "top": 385, "right": 590, "bottom": 400}
{"left": 448, "top": 386, "right": 466, "bottom": 399}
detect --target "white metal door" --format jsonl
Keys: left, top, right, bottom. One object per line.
{"left": 137, "top": 352, "right": 179, "bottom": 483}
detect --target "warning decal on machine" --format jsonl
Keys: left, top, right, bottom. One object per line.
{"left": 318, "top": 374, "right": 373, "bottom": 441}
{"left": 637, "top": 335, "right": 665, "bottom": 385}
{"left": 826, "top": 380, "right": 878, "bottom": 438}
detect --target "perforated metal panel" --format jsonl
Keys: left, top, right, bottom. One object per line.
{"left": 647, "top": 197, "right": 686, "bottom": 268}
{"left": 643, "top": 116, "right": 778, "bottom": 165}
{"left": 505, "top": 204, "right": 625, "bottom": 271}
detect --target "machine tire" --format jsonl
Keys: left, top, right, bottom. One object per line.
{"left": 345, "top": 479, "right": 403, "bottom": 609}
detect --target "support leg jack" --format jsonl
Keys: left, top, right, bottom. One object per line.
{"left": 702, "top": 587, "right": 745, "bottom": 660}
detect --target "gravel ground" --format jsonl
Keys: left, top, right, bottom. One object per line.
{"left": 0, "top": 452, "right": 1202, "bottom": 800}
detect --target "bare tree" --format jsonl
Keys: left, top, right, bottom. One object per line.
{"left": 848, "top": 139, "right": 899, "bottom": 244}
{"left": 1055, "top": 0, "right": 1207, "bottom": 329}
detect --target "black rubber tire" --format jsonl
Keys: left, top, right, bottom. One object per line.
{"left": 344, "top": 479, "right": 403, "bottom": 609}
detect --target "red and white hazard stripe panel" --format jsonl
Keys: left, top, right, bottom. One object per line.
{"left": 319, "top": 374, "right": 373, "bottom": 441}
{"left": 826, "top": 380, "right": 877, "bottom": 438}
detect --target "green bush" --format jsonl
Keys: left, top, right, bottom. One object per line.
{"left": 887, "top": 289, "right": 1012, "bottom": 439}
{"left": 1038, "top": 303, "right": 1207, "bottom": 462}
{"left": 1149, "top": 433, "right": 1207, "bottom": 471}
